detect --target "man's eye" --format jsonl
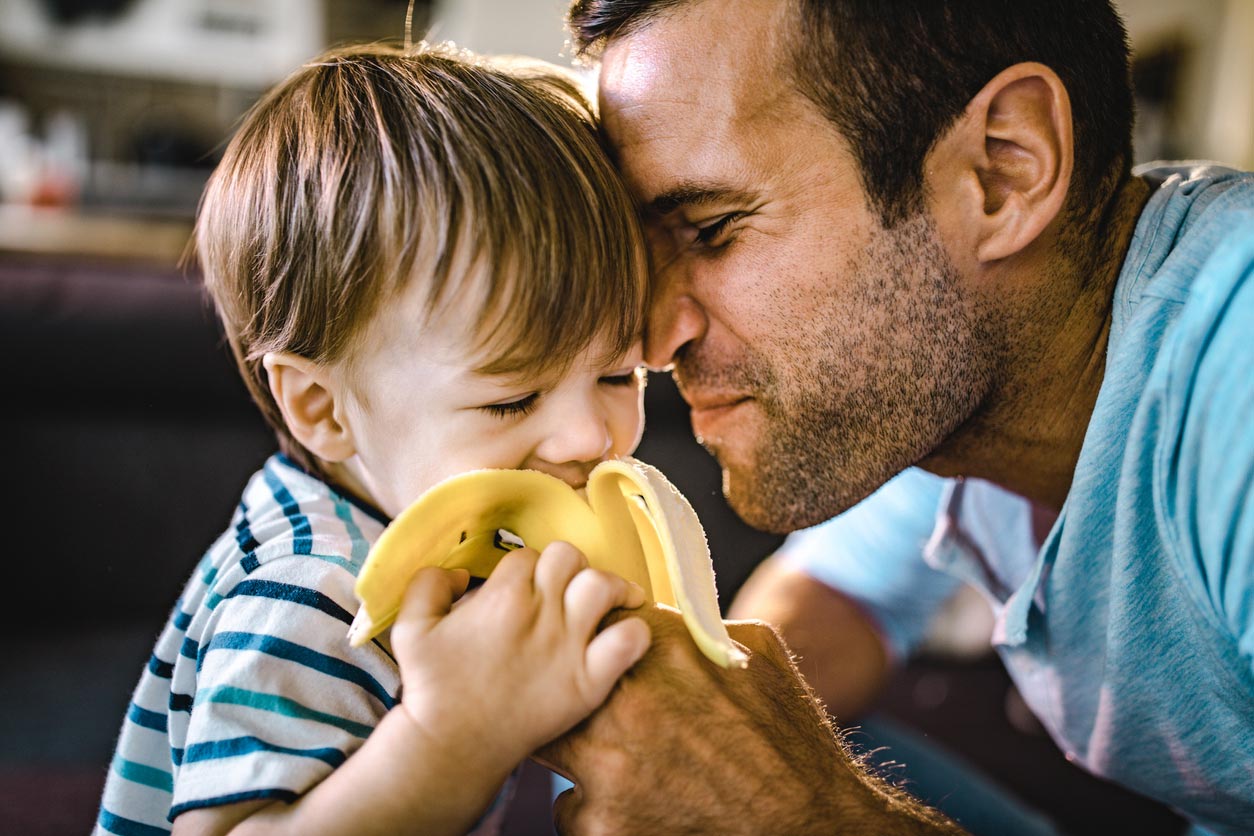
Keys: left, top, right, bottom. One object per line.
{"left": 480, "top": 393, "right": 539, "bottom": 418}
{"left": 693, "top": 213, "right": 745, "bottom": 248}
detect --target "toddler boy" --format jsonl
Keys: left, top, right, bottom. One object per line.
{"left": 95, "top": 42, "right": 654, "bottom": 836}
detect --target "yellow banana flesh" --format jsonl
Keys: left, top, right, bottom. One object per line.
{"left": 348, "top": 457, "right": 748, "bottom": 669}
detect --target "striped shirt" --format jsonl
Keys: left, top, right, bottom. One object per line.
{"left": 94, "top": 454, "right": 514, "bottom": 835}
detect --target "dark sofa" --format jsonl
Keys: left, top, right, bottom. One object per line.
{"left": 0, "top": 251, "right": 1187, "bottom": 835}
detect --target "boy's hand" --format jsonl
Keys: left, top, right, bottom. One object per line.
{"left": 388, "top": 542, "right": 651, "bottom": 768}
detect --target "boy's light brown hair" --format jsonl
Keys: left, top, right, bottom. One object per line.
{"left": 194, "top": 42, "right": 648, "bottom": 475}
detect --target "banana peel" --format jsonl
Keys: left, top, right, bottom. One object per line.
{"left": 348, "top": 457, "right": 748, "bottom": 669}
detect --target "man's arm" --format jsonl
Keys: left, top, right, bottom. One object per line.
{"left": 729, "top": 467, "right": 964, "bottom": 722}
{"left": 538, "top": 604, "right": 967, "bottom": 835}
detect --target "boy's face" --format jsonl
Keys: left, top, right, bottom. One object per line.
{"left": 332, "top": 276, "right": 646, "bottom": 519}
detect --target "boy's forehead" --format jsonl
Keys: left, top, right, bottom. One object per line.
{"left": 372, "top": 244, "right": 640, "bottom": 385}
{"left": 367, "top": 268, "right": 542, "bottom": 383}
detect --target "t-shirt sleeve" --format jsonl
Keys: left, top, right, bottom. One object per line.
{"left": 1181, "top": 217, "right": 1254, "bottom": 677}
{"left": 171, "top": 555, "right": 398, "bottom": 818}
{"left": 774, "top": 467, "right": 963, "bottom": 661}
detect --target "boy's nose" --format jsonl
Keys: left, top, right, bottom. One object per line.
{"left": 536, "top": 405, "right": 614, "bottom": 470}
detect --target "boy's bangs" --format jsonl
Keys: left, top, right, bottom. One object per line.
{"left": 466, "top": 210, "right": 647, "bottom": 379}
{"left": 415, "top": 59, "right": 650, "bottom": 379}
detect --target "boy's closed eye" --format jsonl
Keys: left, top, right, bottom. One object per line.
{"left": 480, "top": 392, "right": 541, "bottom": 419}
{"left": 475, "top": 368, "right": 643, "bottom": 420}
{"left": 599, "top": 369, "right": 643, "bottom": 387}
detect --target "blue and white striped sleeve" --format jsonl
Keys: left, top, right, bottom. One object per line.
{"left": 774, "top": 467, "right": 963, "bottom": 661}
{"left": 170, "top": 556, "right": 397, "bottom": 818}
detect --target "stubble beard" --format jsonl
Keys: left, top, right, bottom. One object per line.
{"left": 694, "top": 212, "right": 1001, "bottom": 534}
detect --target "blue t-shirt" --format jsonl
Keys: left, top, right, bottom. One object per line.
{"left": 778, "top": 163, "right": 1254, "bottom": 835}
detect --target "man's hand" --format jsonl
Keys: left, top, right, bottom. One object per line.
{"left": 537, "top": 605, "right": 966, "bottom": 835}
{"left": 729, "top": 557, "right": 891, "bottom": 721}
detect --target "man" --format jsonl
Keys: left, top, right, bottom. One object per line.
{"left": 537, "top": 0, "right": 1254, "bottom": 834}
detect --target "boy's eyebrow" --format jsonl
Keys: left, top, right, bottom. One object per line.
{"left": 645, "top": 183, "right": 758, "bottom": 218}
{"left": 467, "top": 352, "right": 634, "bottom": 387}
{"left": 467, "top": 360, "right": 559, "bottom": 389}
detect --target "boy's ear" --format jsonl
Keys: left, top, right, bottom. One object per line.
{"left": 262, "top": 352, "right": 356, "bottom": 463}
{"left": 928, "top": 61, "right": 1073, "bottom": 264}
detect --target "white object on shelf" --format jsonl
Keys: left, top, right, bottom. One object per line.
{"left": 0, "top": 0, "right": 325, "bottom": 88}
{"left": 430, "top": 0, "right": 574, "bottom": 65}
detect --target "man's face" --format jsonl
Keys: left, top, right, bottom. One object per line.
{"left": 599, "top": 0, "right": 1000, "bottom": 533}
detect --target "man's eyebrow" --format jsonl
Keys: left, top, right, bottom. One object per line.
{"left": 646, "top": 183, "right": 757, "bottom": 218}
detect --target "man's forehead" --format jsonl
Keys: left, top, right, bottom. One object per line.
{"left": 597, "top": 0, "right": 791, "bottom": 199}
{"left": 604, "top": 0, "right": 785, "bottom": 93}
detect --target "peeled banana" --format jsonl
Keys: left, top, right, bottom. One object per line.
{"left": 347, "top": 457, "right": 748, "bottom": 669}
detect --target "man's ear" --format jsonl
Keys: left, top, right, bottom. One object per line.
{"left": 262, "top": 352, "right": 356, "bottom": 463}
{"left": 929, "top": 62, "right": 1073, "bottom": 264}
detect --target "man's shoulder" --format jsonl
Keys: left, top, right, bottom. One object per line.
{"left": 1113, "top": 162, "right": 1252, "bottom": 332}
{"left": 1137, "top": 161, "right": 1254, "bottom": 257}
{"left": 1110, "top": 161, "right": 1252, "bottom": 466}
{"left": 1075, "top": 163, "right": 1252, "bottom": 561}
{"left": 1117, "top": 172, "right": 1253, "bottom": 627}
{"left": 1133, "top": 160, "right": 1254, "bottom": 194}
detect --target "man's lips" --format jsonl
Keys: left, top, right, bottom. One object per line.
{"left": 687, "top": 393, "right": 752, "bottom": 435}
{"left": 688, "top": 394, "right": 751, "bottom": 414}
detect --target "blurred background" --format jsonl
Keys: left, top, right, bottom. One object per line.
{"left": 1, "top": 1, "right": 1251, "bottom": 835}
{"left": 1, "top": 0, "right": 1251, "bottom": 238}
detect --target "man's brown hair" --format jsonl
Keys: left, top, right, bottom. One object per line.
{"left": 569, "top": 0, "right": 1133, "bottom": 237}
{"left": 194, "top": 43, "right": 648, "bottom": 474}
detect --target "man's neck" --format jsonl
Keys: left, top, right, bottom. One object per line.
{"left": 922, "top": 175, "right": 1153, "bottom": 511}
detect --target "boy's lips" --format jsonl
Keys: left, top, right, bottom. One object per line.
{"left": 527, "top": 466, "right": 592, "bottom": 492}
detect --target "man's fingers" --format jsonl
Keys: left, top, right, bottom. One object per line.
{"left": 394, "top": 566, "right": 471, "bottom": 635}
{"left": 552, "top": 782, "right": 610, "bottom": 836}
{"left": 583, "top": 616, "right": 650, "bottom": 703}
{"left": 551, "top": 784, "right": 579, "bottom": 835}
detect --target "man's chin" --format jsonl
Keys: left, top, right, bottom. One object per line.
{"left": 718, "top": 460, "right": 832, "bottom": 535}
{"left": 701, "top": 418, "right": 869, "bottom": 534}
{"left": 695, "top": 440, "right": 778, "bottom": 532}
{"left": 715, "top": 438, "right": 896, "bottom": 535}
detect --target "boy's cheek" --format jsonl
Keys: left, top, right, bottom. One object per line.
{"left": 621, "top": 397, "right": 647, "bottom": 454}
{"left": 603, "top": 382, "right": 646, "bottom": 453}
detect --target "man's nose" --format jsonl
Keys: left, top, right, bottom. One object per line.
{"left": 644, "top": 263, "right": 707, "bottom": 370}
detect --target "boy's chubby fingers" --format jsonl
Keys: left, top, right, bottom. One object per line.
{"left": 392, "top": 566, "right": 472, "bottom": 635}
{"left": 564, "top": 569, "right": 647, "bottom": 639}
{"left": 534, "top": 541, "right": 589, "bottom": 606}
{"left": 582, "top": 616, "right": 651, "bottom": 703}
{"left": 482, "top": 546, "right": 541, "bottom": 591}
